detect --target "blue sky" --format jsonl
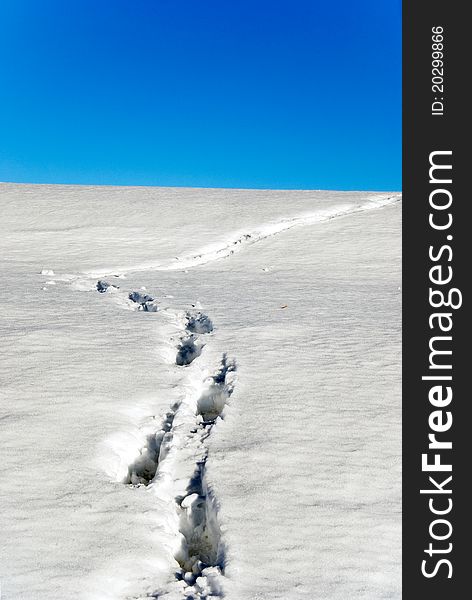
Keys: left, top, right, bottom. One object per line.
{"left": 0, "top": 1, "right": 401, "bottom": 190}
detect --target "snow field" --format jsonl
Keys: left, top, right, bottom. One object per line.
{"left": 0, "top": 184, "right": 401, "bottom": 599}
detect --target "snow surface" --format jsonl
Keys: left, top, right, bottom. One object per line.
{"left": 0, "top": 183, "right": 401, "bottom": 600}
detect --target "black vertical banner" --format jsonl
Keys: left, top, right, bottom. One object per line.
{"left": 403, "top": 2, "right": 469, "bottom": 599}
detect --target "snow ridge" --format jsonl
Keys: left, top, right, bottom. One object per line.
{"left": 83, "top": 194, "right": 400, "bottom": 278}
{"left": 160, "top": 194, "right": 400, "bottom": 272}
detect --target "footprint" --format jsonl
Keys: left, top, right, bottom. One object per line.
{"left": 128, "top": 291, "right": 159, "bottom": 312}
{"left": 172, "top": 355, "right": 236, "bottom": 597}
{"left": 123, "top": 409, "right": 176, "bottom": 486}
{"left": 197, "top": 354, "right": 236, "bottom": 422}
{"left": 176, "top": 335, "right": 204, "bottom": 366}
{"left": 96, "top": 280, "right": 119, "bottom": 293}
{"left": 185, "top": 312, "right": 214, "bottom": 334}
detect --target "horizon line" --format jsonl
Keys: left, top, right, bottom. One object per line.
{"left": 0, "top": 180, "right": 402, "bottom": 194}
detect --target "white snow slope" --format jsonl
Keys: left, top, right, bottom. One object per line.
{"left": 0, "top": 183, "right": 401, "bottom": 600}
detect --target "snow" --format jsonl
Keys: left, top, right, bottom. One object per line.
{"left": 0, "top": 183, "right": 401, "bottom": 599}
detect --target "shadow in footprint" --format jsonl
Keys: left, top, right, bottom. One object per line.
{"left": 176, "top": 336, "right": 204, "bottom": 366}
{"left": 123, "top": 409, "right": 176, "bottom": 486}
{"left": 185, "top": 312, "right": 214, "bottom": 334}
{"left": 96, "top": 280, "right": 119, "bottom": 293}
{"left": 172, "top": 354, "right": 236, "bottom": 597}
{"left": 129, "top": 291, "right": 159, "bottom": 312}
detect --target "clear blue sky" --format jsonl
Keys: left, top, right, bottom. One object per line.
{"left": 0, "top": 1, "right": 401, "bottom": 190}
